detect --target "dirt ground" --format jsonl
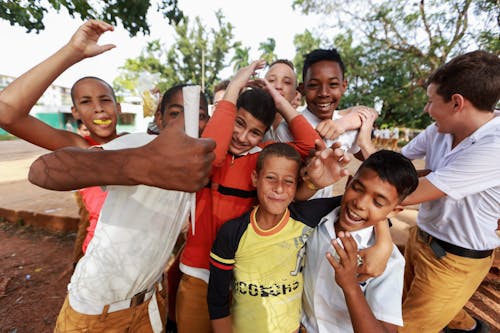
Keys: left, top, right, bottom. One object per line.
{"left": 0, "top": 139, "right": 498, "bottom": 333}
{"left": 0, "top": 221, "right": 74, "bottom": 332}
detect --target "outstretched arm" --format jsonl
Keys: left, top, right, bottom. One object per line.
{"left": 316, "top": 106, "right": 378, "bottom": 141}
{"left": 29, "top": 119, "right": 215, "bottom": 192}
{"left": 328, "top": 232, "right": 397, "bottom": 333}
{"left": 0, "top": 20, "right": 115, "bottom": 150}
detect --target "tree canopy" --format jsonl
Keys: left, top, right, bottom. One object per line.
{"left": 0, "top": 0, "right": 183, "bottom": 36}
{"left": 293, "top": 0, "right": 499, "bottom": 128}
{"left": 113, "top": 10, "right": 237, "bottom": 101}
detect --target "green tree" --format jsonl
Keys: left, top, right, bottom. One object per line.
{"left": 293, "top": 29, "right": 321, "bottom": 82}
{"left": 0, "top": 0, "right": 183, "bottom": 36}
{"left": 258, "top": 38, "right": 277, "bottom": 64}
{"left": 231, "top": 42, "right": 251, "bottom": 72}
{"left": 293, "top": 0, "right": 499, "bottom": 128}
{"left": 113, "top": 10, "right": 238, "bottom": 100}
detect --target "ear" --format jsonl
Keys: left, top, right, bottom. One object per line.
{"left": 386, "top": 204, "right": 404, "bottom": 219}
{"left": 116, "top": 102, "right": 122, "bottom": 115}
{"left": 451, "top": 94, "right": 465, "bottom": 111}
{"left": 154, "top": 110, "right": 163, "bottom": 129}
{"left": 298, "top": 82, "right": 305, "bottom": 95}
{"left": 251, "top": 169, "right": 258, "bottom": 187}
{"left": 341, "top": 79, "right": 348, "bottom": 94}
{"left": 71, "top": 106, "right": 81, "bottom": 120}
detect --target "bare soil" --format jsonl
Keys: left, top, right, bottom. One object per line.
{"left": 0, "top": 221, "right": 74, "bottom": 333}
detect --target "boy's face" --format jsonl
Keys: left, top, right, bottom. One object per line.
{"left": 156, "top": 90, "right": 210, "bottom": 136}
{"left": 252, "top": 155, "right": 299, "bottom": 216}
{"left": 265, "top": 63, "right": 297, "bottom": 103}
{"left": 338, "top": 168, "right": 402, "bottom": 232}
{"left": 71, "top": 78, "right": 120, "bottom": 141}
{"left": 424, "top": 83, "right": 455, "bottom": 134}
{"left": 301, "top": 60, "right": 347, "bottom": 120}
{"left": 229, "top": 108, "right": 267, "bottom": 155}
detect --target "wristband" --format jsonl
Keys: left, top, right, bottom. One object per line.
{"left": 305, "top": 179, "right": 318, "bottom": 191}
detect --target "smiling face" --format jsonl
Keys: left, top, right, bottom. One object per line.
{"left": 424, "top": 83, "right": 455, "bottom": 134}
{"left": 302, "top": 60, "right": 347, "bottom": 120}
{"left": 265, "top": 62, "right": 297, "bottom": 103}
{"left": 252, "top": 155, "right": 299, "bottom": 217}
{"left": 71, "top": 78, "right": 120, "bottom": 143}
{"left": 228, "top": 108, "right": 267, "bottom": 155}
{"left": 337, "top": 168, "right": 402, "bottom": 232}
{"left": 156, "top": 89, "right": 210, "bottom": 136}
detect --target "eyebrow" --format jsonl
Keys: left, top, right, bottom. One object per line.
{"left": 167, "top": 103, "right": 184, "bottom": 110}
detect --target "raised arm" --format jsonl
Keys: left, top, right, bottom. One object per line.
{"left": 355, "top": 108, "right": 378, "bottom": 160}
{"left": 0, "top": 20, "right": 115, "bottom": 150}
{"left": 295, "top": 140, "right": 350, "bottom": 201}
{"left": 328, "top": 232, "right": 397, "bottom": 333}
{"left": 202, "top": 60, "right": 267, "bottom": 166}
{"left": 29, "top": 119, "right": 215, "bottom": 192}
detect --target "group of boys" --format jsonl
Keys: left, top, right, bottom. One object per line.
{"left": 0, "top": 19, "right": 498, "bottom": 333}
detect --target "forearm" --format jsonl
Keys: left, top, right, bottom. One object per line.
{"left": 288, "top": 116, "right": 322, "bottom": 157}
{"left": 0, "top": 45, "right": 81, "bottom": 127}
{"left": 343, "top": 286, "right": 393, "bottom": 333}
{"left": 28, "top": 147, "right": 139, "bottom": 190}
{"left": 211, "top": 317, "right": 233, "bottom": 333}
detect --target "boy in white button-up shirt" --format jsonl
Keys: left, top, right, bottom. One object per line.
{"left": 400, "top": 51, "right": 499, "bottom": 333}
{"left": 302, "top": 150, "right": 419, "bottom": 333}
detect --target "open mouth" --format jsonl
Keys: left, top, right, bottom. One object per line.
{"left": 344, "top": 206, "right": 365, "bottom": 225}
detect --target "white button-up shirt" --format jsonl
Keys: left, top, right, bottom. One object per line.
{"left": 401, "top": 113, "right": 500, "bottom": 250}
{"left": 302, "top": 208, "right": 404, "bottom": 332}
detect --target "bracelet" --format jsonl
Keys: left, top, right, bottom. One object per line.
{"left": 305, "top": 179, "right": 318, "bottom": 191}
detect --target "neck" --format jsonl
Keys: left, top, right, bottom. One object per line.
{"left": 255, "top": 206, "right": 285, "bottom": 230}
{"left": 451, "top": 110, "right": 494, "bottom": 148}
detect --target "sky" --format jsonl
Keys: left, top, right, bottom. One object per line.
{"left": 0, "top": 0, "right": 321, "bottom": 88}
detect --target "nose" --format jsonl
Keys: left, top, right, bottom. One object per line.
{"left": 93, "top": 101, "right": 104, "bottom": 113}
{"left": 236, "top": 129, "right": 248, "bottom": 143}
{"left": 353, "top": 194, "right": 368, "bottom": 210}
{"left": 273, "top": 80, "right": 283, "bottom": 91}
{"left": 318, "top": 84, "right": 330, "bottom": 97}
{"left": 423, "top": 103, "right": 430, "bottom": 114}
{"left": 274, "top": 181, "right": 284, "bottom": 194}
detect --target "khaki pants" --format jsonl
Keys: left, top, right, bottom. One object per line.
{"left": 54, "top": 289, "right": 167, "bottom": 333}
{"left": 399, "top": 227, "right": 493, "bottom": 333}
{"left": 175, "top": 274, "right": 212, "bottom": 333}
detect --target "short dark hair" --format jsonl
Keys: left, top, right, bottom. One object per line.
{"left": 357, "top": 150, "right": 418, "bottom": 201}
{"left": 302, "top": 49, "right": 346, "bottom": 83}
{"left": 256, "top": 143, "right": 301, "bottom": 175}
{"left": 236, "top": 87, "right": 276, "bottom": 130}
{"left": 427, "top": 50, "right": 500, "bottom": 111}
{"left": 269, "top": 59, "right": 295, "bottom": 71}
{"left": 71, "top": 76, "right": 117, "bottom": 105}
{"left": 159, "top": 83, "right": 208, "bottom": 115}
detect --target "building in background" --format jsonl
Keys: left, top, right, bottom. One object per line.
{"left": 0, "top": 74, "right": 148, "bottom": 135}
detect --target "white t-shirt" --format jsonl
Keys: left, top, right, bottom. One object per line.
{"left": 302, "top": 207, "right": 404, "bottom": 333}
{"left": 401, "top": 114, "right": 500, "bottom": 250}
{"left": 68, "top": 133, "right": 191, "bottom": 314}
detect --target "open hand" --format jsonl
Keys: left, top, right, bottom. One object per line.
{"left": 68, "top": 20, "right": 116, "bottom": 59}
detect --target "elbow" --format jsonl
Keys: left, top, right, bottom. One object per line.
{"left": 0, "top": 100, "right": 16, "bottom": 128}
